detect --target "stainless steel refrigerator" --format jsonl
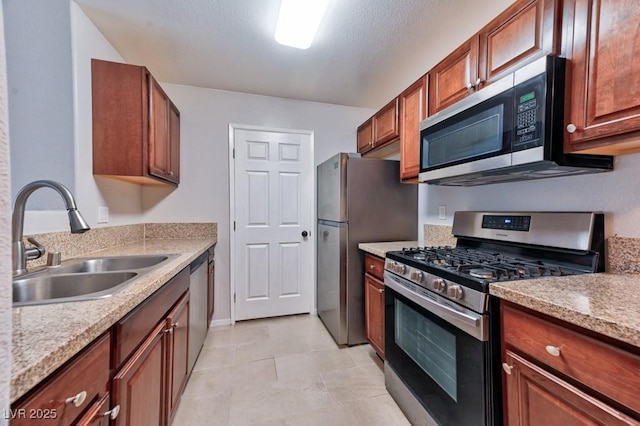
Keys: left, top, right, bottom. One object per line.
{"left": 317, "top": 153, "right": 418, "bottom": 345}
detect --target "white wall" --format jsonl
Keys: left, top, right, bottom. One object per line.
{"left": 142, "top": 84, "right": 374, "bottom": 322}
{"left": 418, "top": 153, "right": 640, "bottom": 238}
{"left": 18, "top": 2, "right": 144, "bottom": 235}
{"left": 4, "top": 0, "right": 75, "bottom": 210}
{"left": 69, "top": 2, "right": 143, "bottom": 230}
{"left": 0, "top": 3, "right": 12, "bottom": 422}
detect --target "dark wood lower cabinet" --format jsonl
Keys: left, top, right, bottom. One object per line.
{"left": 207, "top": 247, "right": 215, "bottom": 327}
{"left": 364, "top": 275, "right": 385, "bottom": 359}
{"left": 166, "top": 293, "right": 190, "bottom": 423}
{"left": 113, "top": 321, "right": 167, "bottom": 426}
{"left": 503, "top": 350, "right": 639, "bottom": 425}
{"left": 76, "top": 393, "right": 113, "bottom": 426}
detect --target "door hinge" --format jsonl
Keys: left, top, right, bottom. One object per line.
{"left": 234, "top": 293, "right": 236, "bottom": 303}
{"left": 233, "top": 221, "right": 236, "bottom": 231}
{"left": 232, "top": 148, "right": 235, "bottom": 158}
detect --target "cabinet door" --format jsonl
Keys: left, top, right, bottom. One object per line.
{"left": 364, "top": 274, "right": 385, "bottom": 359}
{"left": 399, "top": 75, "right": 427, "bottom": 181}
{"left": 357, "top": 119, "right": 373, "bottom": 153}
{"left": 113, "top": 322, "right": 167, "bottom": 426}
{"left": 149, "top": 77, "right": 171, "bottom": 181}
{"left": 207, "top": 256, "right": 215, "bottom": 326}
{"left": 167, "top": 101, "right": 180, "bottom": 184}
{"left": 564, "top": 0, "right": 640, "bottom": 153}
{"left": 166, "top": 293, "right": 190, "bottom": 423}
{"left": 373, "top": 98, "right": 399, "bottom": 146}
{"left": 429, "top": 36, "right": 479, "bottom": 114}
{"left": 479, "top": 0, "right": 559, "bottom": 85}
{"left": 76, "top": 393, "right": 117, "bottom": 426}
{"left": 503, "top": 350, "right": 639, "bottom": 425}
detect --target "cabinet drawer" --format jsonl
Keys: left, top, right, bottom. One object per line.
{"left": 364, "top": 254, "right": 385, "bottom": 280}
{"left": 12, "top": 332, "right": 111, "bottom": 426}
{"left": 502, "top": 304, "right": 640, "bottom": 415}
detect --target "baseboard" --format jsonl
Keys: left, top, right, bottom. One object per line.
{"left": 210, "top": 318, "right": 232, "bottom": 327}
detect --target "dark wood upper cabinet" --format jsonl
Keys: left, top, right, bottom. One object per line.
{"left": 92, "top": 59, "right": 180, "bottom": 186}
{"left": 429, "top": 36, "right": 479, "bottom": 115}
{"left": 479, "top": 0, "right": 560, "bottom": 85}
{"left": 563, "top": 0, "right": 640, "bottom": 155}
{"left": 373, "top": 98, "right": 400, "bottom": 146}
{"left": 357, "top": 119, "right": 374, "bottom": 154}
{"left": 399, "top": 75, "right": 428, "bottom": 182}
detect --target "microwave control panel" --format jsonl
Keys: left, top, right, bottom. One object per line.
{"left": 514, "top": 73, "right": 545, "bottom": 149}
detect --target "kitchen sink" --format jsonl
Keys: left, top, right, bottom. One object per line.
{"left": 12, "top": 254, "right": 177, "bottom": 307}
{"left": 56, "top": 255, "right": 169, "bottom": 273}
{"left": 13, "top": 272, "right": 138, "bottom": 306}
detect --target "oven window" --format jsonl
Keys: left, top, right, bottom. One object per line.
{"left": 395, "top": 299, "right": 457, "bottom": 401}
{"left": 423, "top": 104, "right": 503, "bottom": 168}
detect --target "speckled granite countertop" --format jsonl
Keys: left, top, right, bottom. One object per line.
{"left": 490, "top": 273, "right": 640, "bottom": 348}
{"left": 11, "top": 237, "right": 216, "bottom": 403}
{"left": 358, "top": 241, "right": 424, "bottom": 258}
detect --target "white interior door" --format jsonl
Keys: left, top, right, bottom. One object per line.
{"left": 232, "top": 126, "right": 313, "bottom": 321}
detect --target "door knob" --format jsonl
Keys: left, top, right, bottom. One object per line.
{"left": 302, "top": 231, "right": 309, "bottom": 237}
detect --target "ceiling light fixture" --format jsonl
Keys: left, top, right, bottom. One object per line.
{"left": 275, "top": 0, "right": 330, "bottom": 49}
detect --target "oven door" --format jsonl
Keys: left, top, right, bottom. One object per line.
{"left": 384, "top": 271, "right": 490, "bottom": 426}
{"left": 419, "top": 76, "right": 514, "bottom": 183}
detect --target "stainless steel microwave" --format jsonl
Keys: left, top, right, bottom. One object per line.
{"left": 418, "top": 56, "right": 613, "bottom": 186}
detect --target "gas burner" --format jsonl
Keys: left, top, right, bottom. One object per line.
{"left": 469, "top": 268, "right": 495, "bottom": 279}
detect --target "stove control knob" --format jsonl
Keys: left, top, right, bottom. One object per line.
{"left": 396, "top": 264, "right": 407, "bottom": 274}
{"left": 432, "top": 278, "right": 447, "bottom": 293}
{"left": 411, "top": 271, "right": 424, "bottom": 282}
{"left": 447, "top": 285, "right": 464, "bottom": 300}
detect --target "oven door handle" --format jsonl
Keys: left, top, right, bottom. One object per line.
{"left": 385, "top": 272, "right": 488, "bottom": 341}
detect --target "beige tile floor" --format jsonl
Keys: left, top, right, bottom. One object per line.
{"left": 172, "top": 314, "right": 411, "bottom": 425}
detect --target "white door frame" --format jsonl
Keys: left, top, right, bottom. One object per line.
{"left": 229, "top": 123, "right": 315, "bottom": 324}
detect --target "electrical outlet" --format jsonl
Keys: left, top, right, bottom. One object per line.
{"left": 438, "top": 205, "right": 446, "bottom": 220}
{"left": 98, "top": 206, "right": 109, "bottom": 224}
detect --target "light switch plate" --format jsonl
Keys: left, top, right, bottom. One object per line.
{"left": 98, "top": 206, "right": 109, "bottom": 224}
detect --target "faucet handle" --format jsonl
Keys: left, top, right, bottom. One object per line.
{"left": 25, "top": 237, "right": 46, "bottom": 260}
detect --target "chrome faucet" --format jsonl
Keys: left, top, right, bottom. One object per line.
{"left": 12, "top": 180, "right": 90, "bottom": 276}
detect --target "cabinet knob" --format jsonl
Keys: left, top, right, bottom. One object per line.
{"left": 566, "top": 123, "right": 577, "bottom": 134}
{"left": 502, "top": 363, "right": 513, "bottom": 375}
{"left": 545, "top": 345, "right": 561, "bottom": 357}
{"left": 65, "top": 390, "right": 87, "bottom": 407}
{"left": 377, "top": 288, "right": 384, "bottom": 294}
{"left": 169, "top": 171, "right": 175, "bottom": 177}
{"left": 102, "top": 405, "right": 121, "bottom": 420}
{"left": 370, "top": 264, "right": 375, "bottom": 270}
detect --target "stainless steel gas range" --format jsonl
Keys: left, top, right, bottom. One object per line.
{"left": 383, "top": 211, "right": 605, "bottom": 426}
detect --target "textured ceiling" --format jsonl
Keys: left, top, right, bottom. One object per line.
{"left": 75, "top": 0, "right": 514, "bottom": 109}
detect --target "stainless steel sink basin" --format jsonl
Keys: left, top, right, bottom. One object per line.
{"left": 12, "top": 254, "right": 177, "bottom": 307}
{"left": 13, "top": 272, "right": 138, "bottom": 306}
{"left": 56, "top": 255, "right": 169, "bottom": 273}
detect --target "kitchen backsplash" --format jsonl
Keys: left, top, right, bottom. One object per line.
{"left": 606, "top": 236, "right": 640, "bottom": 273}
{"left": 424, "top": 224, "right": 457, "bottom": 247}
{"left": 23, "top": 222, "right": 217, "bottom": 268}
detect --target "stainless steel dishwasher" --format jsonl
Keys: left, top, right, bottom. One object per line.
{"left": 188, "top": 252, "right": 208, "bottom": 372}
